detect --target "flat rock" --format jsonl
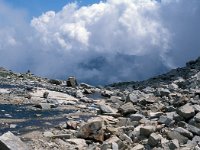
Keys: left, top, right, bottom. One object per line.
{"left": 0, "top": 131, "right": 28, "bottom": 150}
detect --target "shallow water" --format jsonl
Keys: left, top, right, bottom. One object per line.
{"left": 0, "top": 104, "right": 78, "bottom": 135}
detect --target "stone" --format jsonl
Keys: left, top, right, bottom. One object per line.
{"left": 80, "top": 97, "right": 93, "bottom": 103}
{"left": 105, "top": 136, "right": 126, "bottom": 150}
{"left": 77, "top": 118, "right": 104, "bottom": 142}
{"left": 67, "top": 76, "right": 77, "bottom": 88}
{"left": 166, "top": 111, "right": 183, "bottom": 122}
{"left": 131, "top": 144, "right": 144, "bottom": 150}
{"left": 75, "top": 90, "right": 84, "bottom": 98}
{"left": 112, "top": 142, "right": 118, "bottom": 150}
{"left": 148, "top": 133, "right": 161, "bottom": 147}
{"left": 166, "top": 131, "right": 188, "bottom": 144}
{"left": 0, "top": 131, "right": 28, "bottom": 150}
{"left": 66, "top": 139, "right": 87, "bottom": 149}
{"left": 119, "top": 133, "right": 132, "bottom": 143}
{"left": 43, "top": 131, "right": 54, "bottom": 138}
{"left": 101, "top": 90, "right": 113, "bottom": 98}
{"left": 157, "top": 88, "right": 171, "bottom": 97}
{"left": 48, "top": 79, "right": 62, "bottom": 85}
{"left": 117, "top": 117, "right": 130, "bottom": 127}
{"left": 43, "top": 91, "right": 49, "bottom": 98}
{"left": 9, "top": 124, "right": 17, "bottom": 129}
{"left": 149, "top": 112, "right": 163, "bottom": 119}
{"left": 130, "top": 114, "right": 144, "bottom": 121}
{"left": 83, "top": 88, "right": 92, "bottom": 94}
{"left": 174, "top": 127, "right": 193, "bottom": 139}
{"left": 126, "top": 93, "right": 139, "bottom": 104}
{"left": 194, "top": 112, "right": 200, "bottom": 123}
{"left": 140, "top": 126, "right": 156, "bottom": 137}
{"left": 177, "top": 104, "right": 195, "bottom": 119}
{"left": 169, "top": 83, "right": 179, "bottom": 90}
{"left": 80, "top": 83, "right": 94, "bottom": 88}
{"left": 52, "top": 134, "right": 72, "bottom": 139}
{"left": 34, "top": 103, "right": 55, "bottom": 109}
{"left": 193, "top": 105, "right": 200, "bottom": 113}
{"left": 158, "top": 115, "right": 174, "bottom": 127}
{"left": 186, "top": 124, "right": 200, "bottom": 136}
{"left": 66, "top": 120, "right": 78, "bottom": 130}
{"left": 118, "top": 102, "right": 137, "bottom": 115}
{"left": 168, "top": 139, "right": 180, "bottom": 150}
{"left": 99, "top": 104, "right": 116, "bottom": 114}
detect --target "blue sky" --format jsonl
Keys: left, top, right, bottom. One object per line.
{"left": 5, "top": 0, "right": 102, "bottom": 18}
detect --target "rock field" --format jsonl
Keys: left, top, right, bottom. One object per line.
{"left": 0, "top": 57, "right": 200, "bottom": 150}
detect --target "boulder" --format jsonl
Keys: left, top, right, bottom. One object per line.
{"left": 177, "top": 104, "right": 195, "bottom": 119}
{"left": 118, "top": 102, "right": 137, "bottom": 115}
{"left": 186, "top": 124, "right": 200, "bottom": 136}
{"left": 166, "top": 131, "right": 188, "bottom": 144}
{"left": 156, "top": 88, "right": 171, "bottom": 97}
{"left": 34, "top": 103, "right": 56, "bottom": 109}
{"left": 140, "top": 126, "right": 156, "bottom": 137}
{"left": 130, "top": 114, "right": 144, "bottom": 121}
{"left": 126, "top": 93, "right": 139, "bottom": 104}
{"left": 131, "top": 144, "right": 144, "bottom": 150}
{"left": 101, "top": 90, "right": 113, "bottom": 98}
{"left": 66, "top": 139, "right": 87, "bottom": 149}
{"left": 194, "top": 112, "right": 200, "bottom": 123}
{"left": 158, "top": 115, "right": 174, "bottom": 127}
{"left": 168, "top": 139, "right": 180, "bottom": 150}
{"left": 67, "top": 77, "right": 77, "bottom": 88}
{"left": 0, "top": 131, "right": 28, "bottom": 150}
{"left": 77, "top": 118, "right": 104, "bottom": 142}
{"left": 174, "top": 127, "right": 193, "bottom": 139}
{"left": 43, "top": 91, "right": 49, "bottom": 98}
{"left": 99, "top": 104, "right": 116, "bottom": 114}
{"left": 105, "top": 136, "right": 126, "bottom": 150}
{"left": 148, "top": 133, "right": 162, "bottom": 147}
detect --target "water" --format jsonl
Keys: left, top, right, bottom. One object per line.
{"left": 0, "top": 84, "right": 19, "bottom": 89}
{"left": 0, "top": 104, "right": 76, "bottom": 134}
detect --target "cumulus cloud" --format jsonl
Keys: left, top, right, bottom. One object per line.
{"left": 0, "top": 0, "right": 200, "bottom": 85}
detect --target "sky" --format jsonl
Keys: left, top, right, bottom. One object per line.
{"left": 0, "top": 0, "right": 200, "bottom": 85}
{"left": 6, "top": 0, "right": 103, "bottom": 18}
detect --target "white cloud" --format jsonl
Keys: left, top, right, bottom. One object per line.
{"left": 0, "top": 0, "right": 200, "bottom": 85}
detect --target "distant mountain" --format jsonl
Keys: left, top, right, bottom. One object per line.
{"left": 109, "top": 56, "right": 200, "bottom": 90}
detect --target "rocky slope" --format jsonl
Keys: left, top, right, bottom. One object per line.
{"left": 0, "top": 57, "right": 200, "bottom": 150}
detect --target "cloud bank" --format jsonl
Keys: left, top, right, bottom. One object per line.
{"left": 0, "top": 0, "right": 200, "bottom": 85}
